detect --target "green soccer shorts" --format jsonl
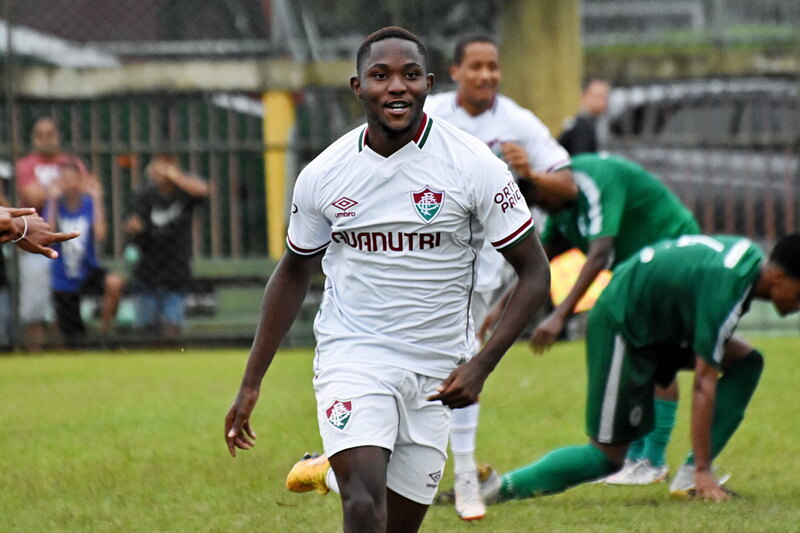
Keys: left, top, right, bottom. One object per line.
{"left": 584, "top": 304, "right": 662, "bottom": 444}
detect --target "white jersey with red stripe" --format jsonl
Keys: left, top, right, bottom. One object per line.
{"left": 425, "top": 92, "right": 570, "bottom": 294}
{"left": 287, "top": 114, "right": 534, "bottom": 378}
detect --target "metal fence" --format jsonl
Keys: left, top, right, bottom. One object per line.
{"left": 0, "top": 0, "right": 798, "bottom": 349}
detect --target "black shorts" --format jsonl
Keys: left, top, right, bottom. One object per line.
{"left": 54, "top": 268, "right": 107, "bottom": 337}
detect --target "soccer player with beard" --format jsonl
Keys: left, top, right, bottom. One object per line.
{"left": 425, "top": 34, "right": 572, "bottom": 520}
{"left": 225, "top": 27, "right": 551, "bottom": 533}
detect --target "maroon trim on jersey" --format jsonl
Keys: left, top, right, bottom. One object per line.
{"left": 411, "top": 112, "right": 429, "bottom": 143}
{"left": 491, "top": 217, "right": 533, "bottom": 248}
{"left": 286, "top": 235, "right": 329, "bottom": 256}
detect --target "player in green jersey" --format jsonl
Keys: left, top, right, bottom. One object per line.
{"left": 480, "top": 234, "right": 800, "bottom": 502}
{"left": 483, "top": 152, "right": 700, "bottom": 483}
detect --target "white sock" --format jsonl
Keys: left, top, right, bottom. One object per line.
{"left": 450, "top": 403, "right": 480, "bottom": 475}
{"left": 326, "top": 467, "right": 340, "bottom": 494}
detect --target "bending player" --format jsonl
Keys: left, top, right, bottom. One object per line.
{"left": 478, "top": 234, "right": 800, "bottom": 502}
{"left": 424, "top": 34, "right": 572, "bottom": 520}
{"left": 483, "top": 153, "right": 701, "bottom": 484}
{"left": 224, "top": 27, "right": 551, "bottom": 533}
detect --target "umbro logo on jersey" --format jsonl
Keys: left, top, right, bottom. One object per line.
{"left": 411, "top": 185, "right": 444, "bottom": 224}
{"left": 332, "top": 197, "right": 358, "bottom": 218}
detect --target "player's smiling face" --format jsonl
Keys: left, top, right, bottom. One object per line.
{"left": 351, "top": 38, "right": 433, "bottom": 143}
{"left": 451, "top": 41, "right": 501, "bottom": 116}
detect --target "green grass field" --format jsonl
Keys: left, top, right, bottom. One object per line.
{"left": 1, "top": 336, "right": 799, "bottom": 532}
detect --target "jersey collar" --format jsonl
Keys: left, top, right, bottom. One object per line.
{"left": 358, "top": 113, "right": 433, "bottom": 153}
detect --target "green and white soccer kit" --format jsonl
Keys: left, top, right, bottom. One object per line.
{"left": 541, "top": 153, "right": 700, "bottom": 269}
{"left": 286, "top": 114, "right": 535, "bottom": 503}
{"left": 425, "top": 92, "right": 570, "bottom": 327}
{"left": 585, "top": 235, "right": 764, "bottom": 443}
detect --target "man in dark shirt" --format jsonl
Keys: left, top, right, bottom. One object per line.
{"left": 125, "top": 154, "right": 208, "bottom": 336}
{"left": 557, "top": 78, "right": 610, "bottom": 156}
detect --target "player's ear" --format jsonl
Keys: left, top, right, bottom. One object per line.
{"left": 426, "top": 73, "right": 435, "bottom": 93}
{"left": 350, "top": 75, "right": 362, "bottom": 99}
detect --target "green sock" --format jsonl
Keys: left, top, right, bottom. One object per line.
{"left": 499, "top": 444, "right": 617, "bottom": 501}
{"left": 625, "top": 436, "right": 646, "bottom": 461}
{"left": 685, "top": 350, "right": 763, "bottom": 465}
{"left": 642, "top": 398, "right": 678, "bottom": 467}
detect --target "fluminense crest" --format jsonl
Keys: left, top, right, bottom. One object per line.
{"left": 325, "top": 399, "right": 353, "bottom": 431}
{"left": 410, "top": 185, "right": 445, "bottom": 224}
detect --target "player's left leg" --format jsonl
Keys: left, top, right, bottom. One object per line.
{"left": 386, "top": 488, "right": 428, "bottom": 533}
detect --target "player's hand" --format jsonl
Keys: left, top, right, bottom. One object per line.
{"left": 11, "top": 213, "right": 80, "bottom": 259}
{"left": 693, "top": 470, "right": 731, "bottom": 502}
{"left": 529, "top": 313, "right": 565, "bottom": 354}
{"left": 427, "top": 359, "right": 488, "bottom": 409}
{"left": 225, "top": 387, "right": 260, "bottom": 457}
{"left": 0, "top": 207, "right": 35, "bottom": 242}
{"left": 501, "top": 142, "right": 531, "bottom": 178}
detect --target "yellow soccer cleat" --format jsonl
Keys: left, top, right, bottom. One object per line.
{"left": 286, "top": 452, "right": 331, "bottom": 495}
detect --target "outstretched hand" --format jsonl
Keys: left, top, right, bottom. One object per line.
{"left": 1, "top": 208, "right": 80, "bottom": 258}
{"left": 225, "top": 387, "right": 260, "bottom": 457}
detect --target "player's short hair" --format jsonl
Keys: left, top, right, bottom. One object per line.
{"left": 356, "top": 26, "right": 427, "bottom": 76}
{"left": 770, "top": 234, "right": 800, "bottom": 280}
{"left": 453, "top": 34, "right": 497, "bottom": 65}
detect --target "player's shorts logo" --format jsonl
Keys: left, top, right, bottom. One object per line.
{"left": 411, "top": 185, "right": 444, "bottom": 224}
{"left": 325, "top": 399, "right": 353, "bottom": 431}
{"left": 426, "top": 470, "right": 442, "bottom": 488}
{"left": 629, "top": 405, "right": 643, "bottom": 427}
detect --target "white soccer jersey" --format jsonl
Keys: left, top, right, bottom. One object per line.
{"left": 425, "top": 92, "right": 570, "bottom": 293}
{"left": 287, "top": 114, "right": 534, "bottom": 378}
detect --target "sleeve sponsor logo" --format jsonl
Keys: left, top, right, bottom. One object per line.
{"left": 494, "top": 179, "right": 523, "bottom": 213}
{"left": 411, "top": 185, "right": 445, "bottom": 224}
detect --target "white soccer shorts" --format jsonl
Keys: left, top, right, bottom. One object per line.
{"left": 313, "top": 363, "right": 451, "bottom": 504}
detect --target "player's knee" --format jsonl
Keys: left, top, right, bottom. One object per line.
{"left": 340, "top": 490, "right": 385, "bottom": 527}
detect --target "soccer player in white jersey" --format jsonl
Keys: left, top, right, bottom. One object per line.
{"left": 425, "top": 34, "right": 572, "bottom": 520}
{"left": 225, "top": 27, "right": 551, "bottom": 533}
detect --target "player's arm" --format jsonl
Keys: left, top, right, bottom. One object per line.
{"left": 225, "top": 250, "right": 322, "bottom": 456}
{"left": 501, "top": 142, "right": 577, "bottom": 198}
{"left": 690, "top": 355, "right": 730, "bottom": 501}
{"left": 430, "top": 233, "right": 550, "bottom": 408}
{"left": 530, "top": 236, "right": 614, "bottom": 353}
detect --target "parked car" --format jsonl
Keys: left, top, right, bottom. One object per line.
{"left": 599, "top": 77, "right": 799, "bottom": 243}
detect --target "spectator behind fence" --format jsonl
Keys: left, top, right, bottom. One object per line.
{"left": 557, "top": 77, "right": 610, "bottom": 156}
{"left": 15, "top": 117, "right": 87, "bottom": 350}
{"left": 47, "top": 163, "right": 125, "bottom": 343}
{"left": 125, "top": 154, "right": 208, "bottom": 336}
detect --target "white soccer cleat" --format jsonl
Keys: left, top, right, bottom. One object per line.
{"left": 669, "top": 463, "right": 732, "bottom": 498}
{"left": 478, "top": 464, "right": 503, "bottom": 504}
{"left": 604, "top": 459, "right": 669, "bottom": 485}
{"left": 454, "top": 471, "right": 486, "bottom": 520}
